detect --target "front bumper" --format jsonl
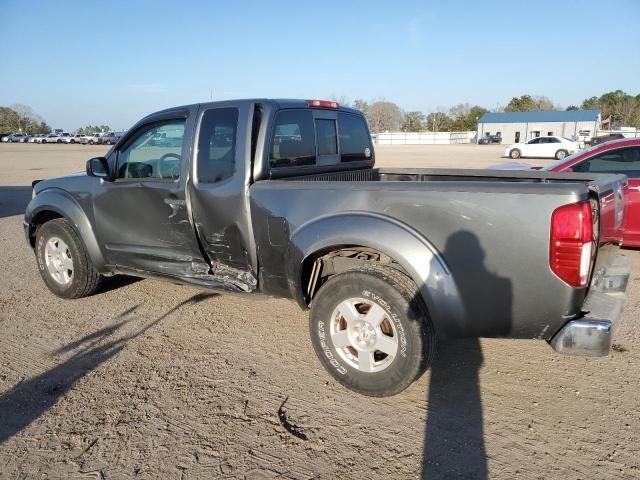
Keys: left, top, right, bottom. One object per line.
{"left": 550, "top": 254, "right": 630, "bottom": 356}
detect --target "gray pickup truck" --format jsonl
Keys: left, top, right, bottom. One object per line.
{"left": 25, "top": 99, "right": 630, "bottom": 396}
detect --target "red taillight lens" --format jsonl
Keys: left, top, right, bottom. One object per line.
{"left": 307, "top": 99, "right": 339, "bottom": 109}
{"left": 550, "top": 201, "right": 594, "bottom": 287}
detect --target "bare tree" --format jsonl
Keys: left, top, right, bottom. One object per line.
{"left": 366, "top": 101, "right": 403, "bottom": 133}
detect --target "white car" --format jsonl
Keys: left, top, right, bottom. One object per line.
{"left": 40, "top": 133, "right": 62, "bottom": 144}
{"left": 504, "top": 136, "right": 580, "bottom": 160}
{"left": 81, "top": 133, "right": 102, "bottom": 145}
{"left": 62, "top": 133, "right": 83, "bottom": 144}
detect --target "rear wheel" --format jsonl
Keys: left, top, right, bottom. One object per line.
{"left": 35, "top": 219, "right": 103, "bottom": 299}
{"left": 555, "top": 149, "right": 568, "bottom": 160}
{"left": 509, "top": 148, "right": 521, "bottom": 159}
{"left": 309, "top": 265, "right": 436, "bottom": 396}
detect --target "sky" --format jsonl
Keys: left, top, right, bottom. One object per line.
{"left": 1, "top": 0, "right": 639, "bottom": 131}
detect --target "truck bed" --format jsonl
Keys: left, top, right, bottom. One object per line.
{"left": 251, "top": 168, "right": 626, "bottom": 340}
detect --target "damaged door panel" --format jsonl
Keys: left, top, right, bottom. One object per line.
{"left": 93, "top": 110, "right": 208, "bottom": 276}
{"left": 187, "top": 103, "right": 258, "bottom": 293}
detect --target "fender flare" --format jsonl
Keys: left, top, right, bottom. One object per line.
{"left": 26, "top": 188, "right": 108, "bottom": 272}
{"left": 285, "top": 212, "right": 465, "bottom": 338}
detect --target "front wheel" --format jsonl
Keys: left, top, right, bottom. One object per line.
{"left": 35, "top": 218, "right": 103, "bottom": 299}
{"left": 509, "top": 148, "right": 521, "bottom": 159}
{"left": 555, "top": 149, "right": 568, "bottom": 160}
{"left": 309, "top": 265, "right": 436, "bottom": 396}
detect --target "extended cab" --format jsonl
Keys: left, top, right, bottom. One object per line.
{"left": 25, "top": 99, "right": 631, "bottom": 396}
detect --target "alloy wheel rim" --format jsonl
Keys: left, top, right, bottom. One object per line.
{"left": 44, "top": 236, "right": 73, "bottom": 285}
{"left": 329, "top": 297, "right": 398, "bottom": 373}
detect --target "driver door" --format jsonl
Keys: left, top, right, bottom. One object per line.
{"left": 522, "top": 137, "right": 539, "bottom": 156}
{"left": 93, "top": 110, "right": 209, "bottom": 276}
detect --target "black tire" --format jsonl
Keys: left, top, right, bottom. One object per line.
{"left": 35, "top": 218, "right": 103, "bottom": 299}
{"left": 509, "top": 148, "right": 521, "bottom": 159}
{"left": 70, "top": 139, "right": 75, "bottom": 144}
{"left": 309, "top": 265, "right": 436, "bottom": 397}
{"left": 57, "top": 139, "right": 62, "bottom": 144}
{"left": 42, "top": 139, "right": 47, "bottom": 144}
{"left": 555, "top": 149, "right": 568, "bottom": 160}
{"left": 89, "top": 140, "right": 94, "bottom": 145}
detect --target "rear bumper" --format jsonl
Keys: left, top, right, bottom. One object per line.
{"left": 550, "top": 254, "right": 630, "bottom": 356}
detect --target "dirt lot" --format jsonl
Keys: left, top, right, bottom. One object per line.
{"left": 0, "top": 143, "right": 638, "bottom": 479}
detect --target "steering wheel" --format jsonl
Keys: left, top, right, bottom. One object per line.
{"left": 158, "top": 152, "right": 181, "bottom": 179}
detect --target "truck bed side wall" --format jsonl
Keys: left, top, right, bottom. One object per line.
{"left": 250, "top": 180, "right": 588, "bottom": 340}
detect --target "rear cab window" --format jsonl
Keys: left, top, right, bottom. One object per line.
{"left": 269, "top": 108, "right": 373, "bottom": 173}
{"left": 269, "top": 110, "right": 316, "bottom": 168}
{"left": 197, "top": 107, "right": 239, "bottom": 183}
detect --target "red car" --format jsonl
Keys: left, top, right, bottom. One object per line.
{"left": 544, "top": 138, "right": 640, "bottom": 247}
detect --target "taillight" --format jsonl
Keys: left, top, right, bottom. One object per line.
{"left": 550, "top": 201, "right": 594, "bottom": 287}
{"left": 307, "top": 99, "right": 339, "bottom": 109}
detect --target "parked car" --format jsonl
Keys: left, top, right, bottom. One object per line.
{"left": 590, "top": 133, "right": 625, "bottom": 146}
{"left": 504, "top": 136, "right": 580, "bottom": 160}
{"left": 40, "top": 133, "right": 62, "bottom": 144}
{"left": 2, "top": 133, "right": 29, "bottom": 143}
{"left": 81, "top": 133, "right": 102, "bottom": 145}
{"left": 98, "top": 131, "right": 124, "bottom": 145}
{"left": 25, "top": 99, "right": 630, "bottom": 397}
{"left": 542, "top": 138, "right": 640, "bottom": 247}
{"left": 478, "top": 134, "right": 502, "bottom": 144}
{"left": 62, "top": 134, "right": 84, "bottom": 144}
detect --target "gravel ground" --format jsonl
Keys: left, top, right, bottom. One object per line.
{"left": 0, "top": 144, "right": 638, "bottom": 479}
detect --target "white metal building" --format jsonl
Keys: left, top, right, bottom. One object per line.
{"left": 477, "top": 110, "right": 601, "bottom": 144}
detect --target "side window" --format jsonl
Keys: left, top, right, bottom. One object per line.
{"left": 315, "top": 119, "right": 337, "bottom": 156}
{"left": 117, "top": 121, "right": 185, "bottom": 180}
{"left": 197, "top": 108, "right": 238, "bottom": 183}
{"left": 574, "top": 148, "right": 640, "bottom": 178}
{"left": 338, "top": 112, "right": 372, "bottom": 162}
{"left": 548, "top": 137, "right": 560, "bottom": 143}
{"left": 270, "top": 110, "right": 316, "bottom": 168}
{"left": 528, "top": 138, "right": 540, "bottom": 145}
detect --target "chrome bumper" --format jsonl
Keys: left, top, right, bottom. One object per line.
{"left": 550, "top": 254, "right": 630, "bottom": 356}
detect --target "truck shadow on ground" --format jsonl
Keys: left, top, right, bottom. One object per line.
{"left": 421, "top": 231, "right": 512, "bottom": 479}
{"left": 0, "top": 292, "right": 217, "bottom": 445}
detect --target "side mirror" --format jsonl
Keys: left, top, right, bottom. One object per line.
{"left": 86, "top": 157, "right": 111, "bottom": 179}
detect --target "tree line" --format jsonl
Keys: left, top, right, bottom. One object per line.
{"left": 0, "top": 104, "right": 112, "bottom": 135}
{"left": 0, "top": 104, "right": 51, "bottom": 134}
{"left": 344, "top": 90, "right": 640, "bottom": 133}
{"left": 4, "top": 90, "right": 639, "bottom": 136}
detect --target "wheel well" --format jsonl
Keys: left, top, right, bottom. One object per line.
{"left": 300, "top": 246, "right": 409, "bottom": 305}
{"left": 28, "top": 210, "right": 63, "bottom": 247}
